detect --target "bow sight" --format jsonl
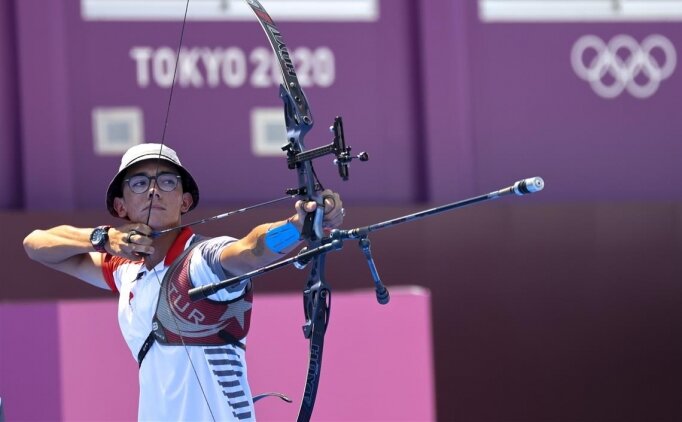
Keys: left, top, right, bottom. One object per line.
{"left": 283, "top": 116, "right": 369, "bottom": 184}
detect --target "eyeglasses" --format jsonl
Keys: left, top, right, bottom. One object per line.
{"left": 123, "top": 172, "right": 182, "bottom": 194}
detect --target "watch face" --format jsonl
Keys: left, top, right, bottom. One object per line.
{"left": 91, "top": 226, "right": 110, "bottom": 249}
{"left": 92, "top": 230, "right": 104, "bottom": 244}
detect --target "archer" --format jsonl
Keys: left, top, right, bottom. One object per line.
{"left": 23, "top": 143, "right": 344, "bottom": 421}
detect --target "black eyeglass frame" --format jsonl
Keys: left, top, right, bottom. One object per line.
{"left": 123, "top": 172, "right": 182, "bottom": 194}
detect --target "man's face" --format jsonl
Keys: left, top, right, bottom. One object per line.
{"left": 112, "top": 160, "right": 193, "bottom": 229}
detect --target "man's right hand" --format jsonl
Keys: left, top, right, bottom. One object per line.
{"left": 108, "top": 224, "right": 154, "bottom": 260}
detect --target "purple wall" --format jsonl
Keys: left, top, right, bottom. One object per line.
{"left": 423, "top": 1, "right": 682, "bottom": 202}
{"left": 468, "top": 21, "right": 682, "bottom": 202}
{"left": 0, "top": 0, "right": 21, "bottom": 208}
{"left": 0, "top": 303, "right": 62, "bottom": 420}
{"left": 421, "top": 0, "right": 478, "bottom": 201}
{"left": 15, "top": 0, "right": 422, "bottom": 210}
{"left": 9, "top": 0, "right": 682, "bottom": 207}
{"left": 6, "top": 0, "right": 682, "bottom": 209}
{"left": 15, "top": 0, "right": 76, "bottom": 210}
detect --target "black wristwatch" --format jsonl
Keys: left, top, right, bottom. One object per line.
{"left": 90, "top": 225, "right": 111, "bottom": 253}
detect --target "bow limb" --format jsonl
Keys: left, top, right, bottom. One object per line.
{"left": 245, "top": 0, "right": 323, "bottom": 240}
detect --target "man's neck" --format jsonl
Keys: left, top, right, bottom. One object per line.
{"left": 143, "top": 231, "right": 179, "bottom": 270}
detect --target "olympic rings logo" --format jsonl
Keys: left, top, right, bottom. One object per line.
{"left": 571, "top": 34, "right": 677, "bottom": 99}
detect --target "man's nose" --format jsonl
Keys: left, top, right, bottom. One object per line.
{"left": 147, "top": 180, "right": 160, "bottom": 197}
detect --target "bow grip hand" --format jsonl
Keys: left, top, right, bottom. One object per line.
{"left": 301, "top": 203, "right": 325, "bottom": 241}
{"left": 296, "top": 191, "right": 344, "bottom": 241}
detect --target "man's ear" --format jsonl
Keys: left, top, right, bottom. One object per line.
{"left": 180, "top": 192, "right": 193, "bottom": 214}
{"left": 112, "top": 197, "right": 128, "bottom": 218}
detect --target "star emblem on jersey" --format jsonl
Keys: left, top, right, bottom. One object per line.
{"left": 219, "top": 300, "right": 252, "bottom": 330}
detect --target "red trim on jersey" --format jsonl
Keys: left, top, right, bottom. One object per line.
{"left": 100, "top": 227, "right": 194, "bottom": 292}
{"left": 101, "top": 254, "right": 132, "bottom": 293}
{"left": 165, "top": 227, "right": 194, "bottom": 266}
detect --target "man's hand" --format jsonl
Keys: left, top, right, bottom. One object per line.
{"left": 107, "top": 224, "right": 154, "bottom": 260}
{"left": 293, "top": 189, "right": 345, "bottom": 233}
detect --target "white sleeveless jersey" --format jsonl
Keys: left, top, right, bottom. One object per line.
{"left": 102, "top": 228, "right": 255, "bottom": 421}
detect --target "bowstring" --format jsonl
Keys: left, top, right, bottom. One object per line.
{"left": 143, "top": 0, "right": 217, "bottom": 420}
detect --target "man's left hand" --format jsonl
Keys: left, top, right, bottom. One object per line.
{"left": 294, "top": 189, "right": 344, "bottom": 232}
